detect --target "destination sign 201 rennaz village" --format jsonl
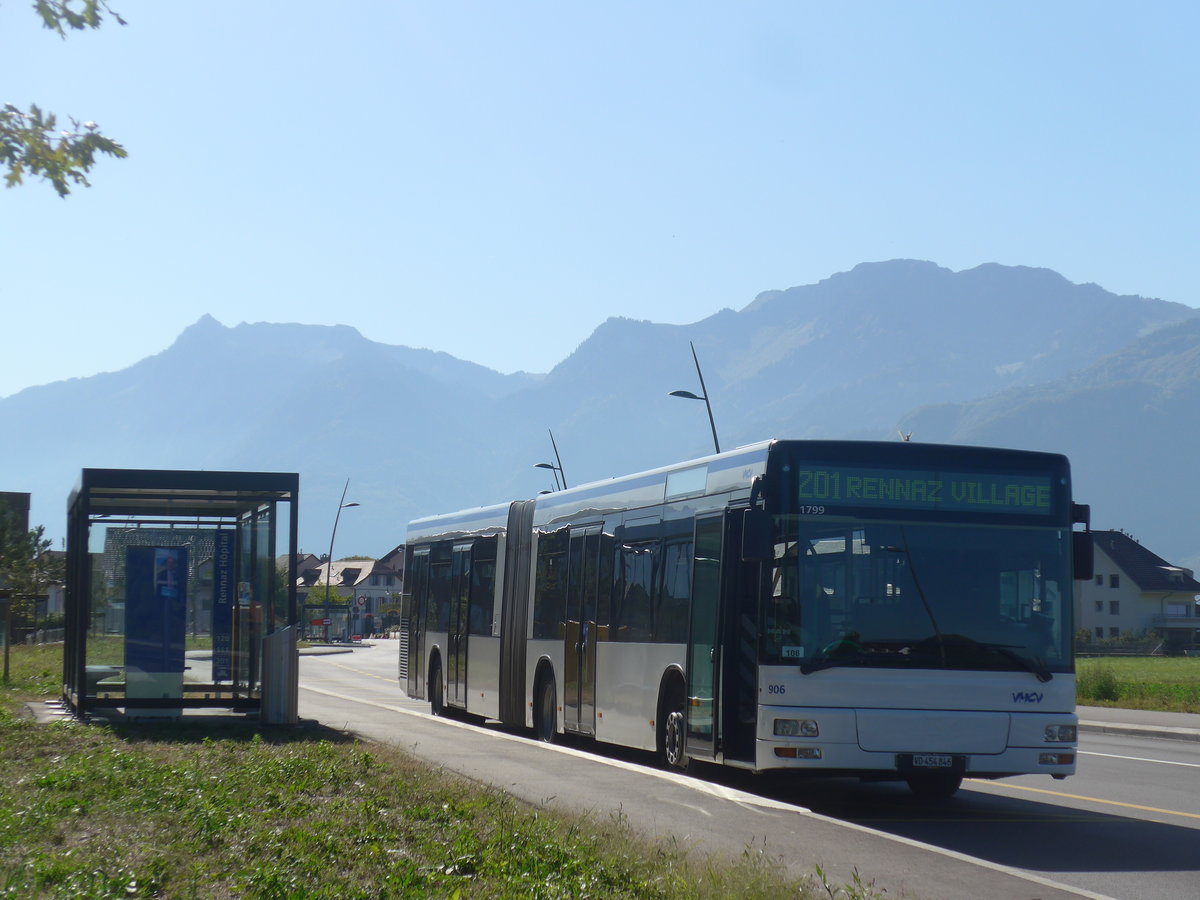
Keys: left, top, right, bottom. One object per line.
{"left": 792, "top": 465, "right": 1054, "bottom": 515}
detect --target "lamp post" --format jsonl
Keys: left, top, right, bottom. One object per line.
{"left": 533, "top": 429, "right": 569, "bottom": 491}
{"left": 534, "top": 463, "right": 563, "bottom": 491}
{"left": 669, "top": 341, "right": 721, "bottom": 455}
{"left": 325, "top": 479, "right": 359, "bottom": 640}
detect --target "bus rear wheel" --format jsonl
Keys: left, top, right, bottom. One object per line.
{"left": 906, "top": 773, "right": 962, "bottom": 801}
{"left": 429, "top": 659, "right": 444, "bottom": 717}
{"left": 536, "top": 676, "right": 557, "bottom": 743}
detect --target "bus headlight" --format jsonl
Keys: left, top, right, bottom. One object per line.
{"left": 1044, "top": 724, "right": 1077, "bottom": 743}
{"left": 774, "top": 718, "right": 819, "bottom": 737}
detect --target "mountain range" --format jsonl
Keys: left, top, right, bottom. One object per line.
{"left": 4, "top": 259, "right": 1199, "bottom": 571}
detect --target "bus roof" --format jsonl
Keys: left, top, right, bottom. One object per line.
{"left": 531, "top": 440, "right": 774, "bottom": 527}
{"left": 405, "top": 438, "right": 1073, "bottom": 541}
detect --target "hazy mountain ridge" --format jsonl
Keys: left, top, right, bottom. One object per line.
{"left": 899, "top": 316, "right": 1200, "bottom": 567}
{"left": 4, "top": 260, "right": 1198, "bottom": 568}
{"left": 901, "top": 317, "right": 1200, "bottom": 438}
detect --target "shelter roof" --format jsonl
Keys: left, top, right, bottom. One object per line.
{"left": 70, "top": 468, "right": 297, "bottom": 519}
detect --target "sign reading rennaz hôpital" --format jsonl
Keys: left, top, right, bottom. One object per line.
{"left": 212, "top": 529, "right": 235, "bottom": 682}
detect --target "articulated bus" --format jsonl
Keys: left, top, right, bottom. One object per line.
{"left": 402, "top": 439, "right": 1092, "bottom": 799}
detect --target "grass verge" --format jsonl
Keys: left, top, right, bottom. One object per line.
{"left": 1076, "top": 656, "right": 1200, "bottom": 713}
{"left": 1, "top": 646, "right": 884, "bottom": 899}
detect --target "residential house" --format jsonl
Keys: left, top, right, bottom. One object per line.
{"left": 296, "top": 549, "right": 404, "bottom": 636}
{"left": 1074, "top": 530, "right": 1200, "bottom": 651}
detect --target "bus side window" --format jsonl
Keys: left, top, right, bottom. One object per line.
{"left": 431, "top": 560, "right": 452, "bottom": 632}
{"left": 534, "top": 528, "right": 568, "bottom": 639}
{"left": 469, "top": 556, "right": 496, "bottom": 635}
{"left": 595, "top": 531, "right": 614, "bottom": 640}
{"left": 656, "top": 539, "right": 692, "bottom": 644}
{"left": 615, "top": 542, "right": 655, "bottom": 641}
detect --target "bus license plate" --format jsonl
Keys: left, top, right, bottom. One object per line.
{"left": 912, "top": 754, "right": 954, "bottom": 768}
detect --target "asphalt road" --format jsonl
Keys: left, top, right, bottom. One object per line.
{"left": 298, "top": 642, "right": 1200, "bottom": 900}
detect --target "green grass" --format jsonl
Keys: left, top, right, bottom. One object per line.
{"left": 1, "top": 646, "right": 884, "bottom": 900}
{"left": 1076, "top": 656, "right": 1200, "bottom": 713}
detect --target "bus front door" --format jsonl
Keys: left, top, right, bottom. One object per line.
{"left": 563, "top": 525, "right": 600, "bottom": 735}
{"left": 686, "top": 513, "right": 725, "bottom": 758}
{"left": 447, "top": 544, "right": 471, "bottom": 707}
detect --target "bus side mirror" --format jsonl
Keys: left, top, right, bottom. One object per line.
{"left": 1072, "top": 531, "right": 1094, "bottom": 581}
{"left": 742, "top": 508, "right": 771, "bottom": 562}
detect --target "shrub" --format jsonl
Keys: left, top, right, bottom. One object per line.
{"left": 1077, "top": 663, "right": 1120, "bottom": 702}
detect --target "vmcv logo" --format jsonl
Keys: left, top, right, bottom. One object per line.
{"left": 1012, "top": 691, "right": 1044, "bottom": 703}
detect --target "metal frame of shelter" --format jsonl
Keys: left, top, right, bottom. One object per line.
{"left": 64, "top": 469, "right": 299, "bottom": 719}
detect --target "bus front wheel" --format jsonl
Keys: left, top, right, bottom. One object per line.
{"left": 658, "top": 680, "right": 689, "bottom": 770}
{"left": 664, "top": 708, "right": 688, "bottom": 768}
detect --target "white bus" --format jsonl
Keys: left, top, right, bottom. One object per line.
{"left": 402, "top": 439, "right": 1091, "bottom": 799}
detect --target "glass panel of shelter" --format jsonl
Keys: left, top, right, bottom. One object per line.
{"left": 82, "top": 515, "right": 271, "bottom": 704}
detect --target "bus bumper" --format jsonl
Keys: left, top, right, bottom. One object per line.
{"left": 755, "top": 705, "right": 1078, "bottom": 780}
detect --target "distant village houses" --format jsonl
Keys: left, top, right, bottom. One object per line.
{"left": 285, "top": 545, "right": 405, "bottom": 639}
{"left": 1074, "top": 530, "right": 1200, "bottom": 652}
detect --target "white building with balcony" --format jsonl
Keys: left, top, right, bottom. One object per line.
{"left": 1074, "top": 530, "right": 1200, "bottom": 651}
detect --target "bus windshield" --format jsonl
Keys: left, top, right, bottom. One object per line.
{"left": 762, "top": 518, "right": 1073, "bottom": 676}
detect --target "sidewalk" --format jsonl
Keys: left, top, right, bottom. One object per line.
{"left": 1077, "top": 704, "right": 1200, "bottom": 742}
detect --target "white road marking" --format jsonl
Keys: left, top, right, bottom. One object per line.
{"left": 1080, "top": 749, "right": 1200, "bottom": 769}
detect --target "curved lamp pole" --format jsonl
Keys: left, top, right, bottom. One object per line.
{"left": 533, "top": 429, "right": 569, "bottom": 491}
{"left": 534, "top": 462, "right": 563, "bottom": 491}
{"left": 669, "top": 341, "right": 721, "bottom": 455}
{"left": 325, "top": 479, "right": 359, "bottom": 639}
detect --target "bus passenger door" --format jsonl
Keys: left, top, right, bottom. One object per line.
{"left": 564, "top": 525, "right": 600, "bottom": 735}
{"left": 686, "top": 513, "right": 724, "bottom": 758}
{"left": 447, "top": 544, "right": 471, "bottom": 707}
{"left": 406, "top": 549, "right": 431, "bottom": 698}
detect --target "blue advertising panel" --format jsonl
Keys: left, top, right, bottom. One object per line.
{"left": 125, "top": 546, "right": 187, "bottom": 676}
{"left": 212, "top": 529, "right": 235, "bottom": 681}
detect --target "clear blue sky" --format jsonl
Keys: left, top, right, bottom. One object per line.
{"left": 3, "top": 1, "right": 1198, "bottom": 399}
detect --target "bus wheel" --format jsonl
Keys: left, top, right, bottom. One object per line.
{"left": 658, "top": 679, "right": 689, "bottom": 770}
{"left": 664, "top": 707, "right": 688, "bottom": 769}
{"left": 906, "top": 773, "right": 962, "bottom": 801}
{"left": 429, "top": 658, "right": 444, "bottom": 717}
{"left": 536, "top": 676, "right": 557, "bottom": 743}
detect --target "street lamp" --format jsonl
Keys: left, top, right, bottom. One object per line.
{"left": 533, "top": 429, "right": 568, "bottom": 491}
{"left": 534, "top": 463, "right": 563, "bottom": 491}
{"left": 669, "top": 341, "right": 721, "bottom": 455}
{"left": 325, "top": 479, "right": 359, "bottom": 640}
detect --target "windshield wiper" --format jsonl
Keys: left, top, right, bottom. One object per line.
{"left": 983, "top": 641, "right": 1053, "bottom": 683}
{"left": 884, "top": 533, "right": 947, "bottom": 670}
{"left": 799, "top": 635, "right": 865, "bottom": 675}
{"left": 799, "top": 654, "right": 864, "bottom": 675}
{"left": 917, "top": 635, "right": 1053, "bottom": 682}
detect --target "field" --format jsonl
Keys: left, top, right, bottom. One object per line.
{"left": 1075, "top": 656, "right": 1200, "bottom": 713}
{"left": 0, "top": 646, "right": 878, "bottom": 900}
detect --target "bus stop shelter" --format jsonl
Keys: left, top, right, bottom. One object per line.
{"left": 63, "top": 469, "right": 300, "bottom": 722}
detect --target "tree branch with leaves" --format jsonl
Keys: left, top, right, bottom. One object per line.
{"left": 0, "top": 501, "right": 63, "bottom": 624}
{"left": 2, "top": 1, "right": 127, "bottom": 196}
